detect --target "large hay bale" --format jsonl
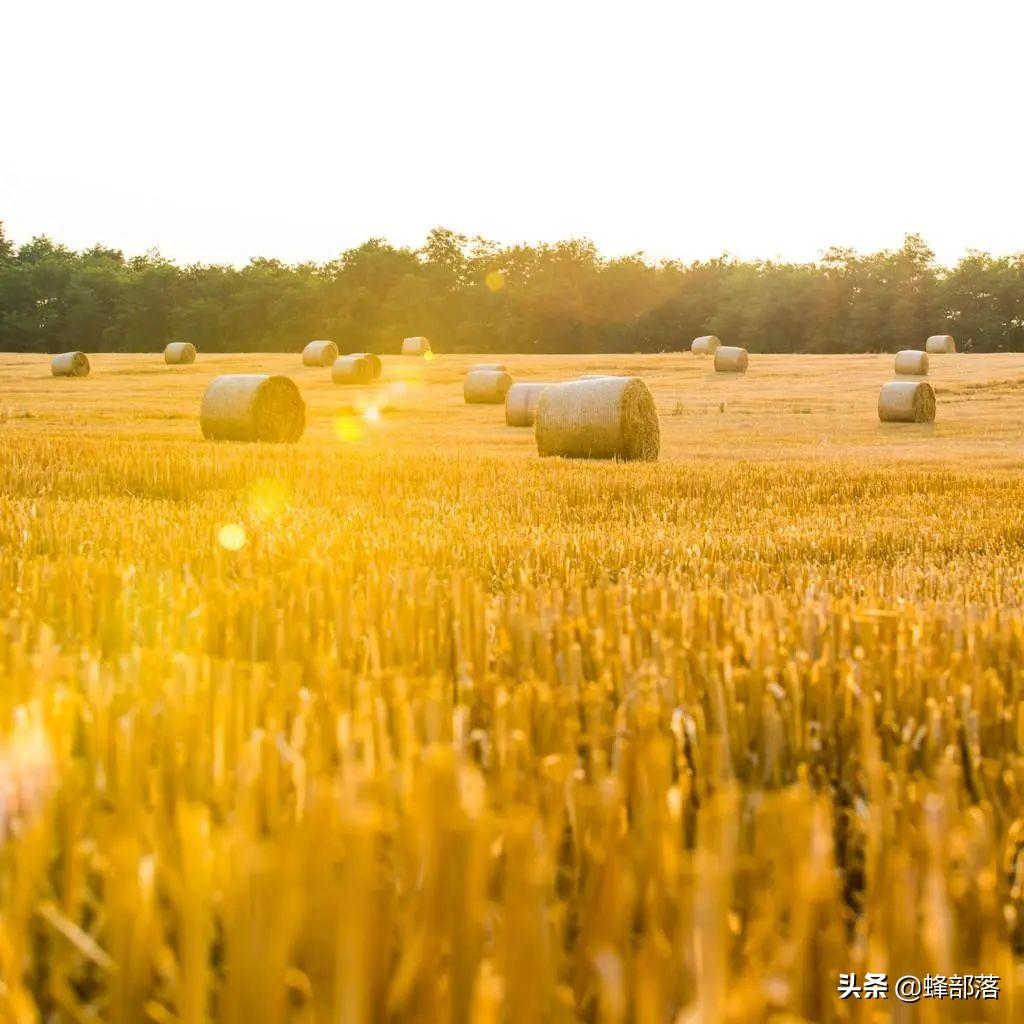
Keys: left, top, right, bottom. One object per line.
{"left": 51, "top": 352, "right": 90, "bottom": 378}
{"left": 332, "top": 354, "right": 375, "bottom": 385}
{"left": 535, "top": 376, "right": 660, "bottom": 461}
{"left": 505, "top": 382, "right": 551, "bottom": 427}
{"left": 878, "top": 380, "right": 936, "bottom": 423}
{"left": 714, "top": 346, "right": 748, "bottom": 373}
{"left": 464, "top": 369, "right": 513, "bottom": 404}
{"left": 348, "top": 352, "right": 382, "bottom": 379}
{"left": 402, "top": 336, "right": 431, "bottom": 356}
{"left": 691, "top": 335, "right": 721, "bottom": 355}
{"left": 925, "top": 334, "right": 956, "bottom": 354}
{"left": 894, "top": 350, "right": 928, "bottom": 375}
{"left": 302, "top": 340, "right": 339, "bottom": 367}
{"left": 200, "top": 374, "right": 305, "bottom": 442}
{"left": 164, "top": 341, "right": 197, "bottom": 365}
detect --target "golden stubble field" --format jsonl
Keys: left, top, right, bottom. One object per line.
{"left": 1, "top": 350, "right": 1024, "bottom": 1023}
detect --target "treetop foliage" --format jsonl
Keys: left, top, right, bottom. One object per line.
{"left": 1, "top": 223, "right": 1020, "bottom": 353}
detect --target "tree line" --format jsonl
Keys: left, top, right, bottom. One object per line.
{"left": 1, "top": 224, "right": 1022, "bottom": 354}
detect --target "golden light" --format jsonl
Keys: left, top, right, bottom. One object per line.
{"left": 363, "top": 405, "right": 381, "bottom": 424}
{"left": 484, "top": 269, "right": 505, "bottom": 291}
{"left": 217, "top": 523, "right": 247, "bottom": 551}
{"left": 246, "top": 477, "right": 290, "bottom": 522}
{"left": 334, "top": 416, "right": 366, "bottom": 443}
{"left": 423, "top": 350, "right": 435, "bottom": 363}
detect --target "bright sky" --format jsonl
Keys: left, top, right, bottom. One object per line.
{"left": 3, "top": 0, "right": 1020, "bottom": 267}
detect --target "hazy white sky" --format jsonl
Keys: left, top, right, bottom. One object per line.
{"left": 3, "top": 0, "right": 1020, "bottom": 267}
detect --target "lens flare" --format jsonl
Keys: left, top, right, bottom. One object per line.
{"left": 246, "top": 477, "right": 290, "bottom": 522}
{"left": 334, "top": 417, "right": 366, "bottom": 443}
{"left": 363, "top": 405, "right": 381, "bottom": 424}
{"left": 485, "top": 270, "right": 505, "bottom": 291}
{"left": 217, "top": 523, "right": 247, "bottom": 551}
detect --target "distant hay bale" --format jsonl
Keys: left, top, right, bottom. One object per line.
{"left": 878, "top": 380, "right": 936, "bottom": 423}
{"left": 925, "top": 334, "right": 956, "bottom": 354}
{"left": 302, "top": 340, "right": 339, "bottom": 367}
{"left": 332, "top": 355, "right": 375, "bottom": 385}
{"left": 505, "top": 382, "right": 551, "bottom": 426}
{"left": 894, "top": 350, "right": 929, "bottom": 375}
{"left": 348, "top": 352, "right": 382, "bottom": 379}
{"left": 164, "top": 341, "right": 197, "bottom": 365}
{"left": 402, "top": 336, "right": 431, "bottom": 356}
{"left": 470, "top": 362, "right": 508, "bottom": 372}
{"left": 464, "top": 369, "right": 513, "bottom": 404}
{"left": 51, "top": 352, "right": 90, "bottom": 378}
{"left": 535, "top": 376, "right": 660, "bottom": 461}
{"left": 691, "top": 335, "right": 721, "bottom": 355}
{"left": 200, "top": 374, "right": 305, "bottom": 442}
{"left": 714, "top": 346, "right": 748, "bottom": 373}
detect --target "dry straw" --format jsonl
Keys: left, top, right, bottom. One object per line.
{"left": 348, "top": 352, "right": 382, "bottom": 379}
{"left": 894, "top": 350, "right": 928, "bottom": 375}
{"left": 878, "top": 380, "right": 936, "bottom": 423}
{"left": 302, "top": 340, "right": 340, "bottom": 367}
{"left": 504, "top": 382, "right": 551, "bottom": 426}
{"left": 332, "top": 355, "right": 375, "bottom": 385}
{"left": 464, "top": 369, "right": 513, "bottom": 404}
{"left": 164, "top": 341, "right": 197, "bottom": 365}
{"left": 691, "top": 335, "right": 721, "bottom": 355}
{"left": 402, "top": 337, "right": 431, "bottom": 356}
{"left": 50, "top": 352, "right": 90, "bottom": 377}
{"left": 535, "top": 375, "right": 660, "bottom": 460}
{"left": 470, "top": 363, "right": 508, "bottom": 372}
{"left": 200, "top": 374, "right": 306, "bottom": 442}
{"left": 925, "top": 334, "right": 956, "bottom": 354}
{"left": 714, "top": 346, "right": 749, "bottom": 373}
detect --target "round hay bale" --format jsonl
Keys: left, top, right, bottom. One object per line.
{"left": 878, "top": 381, "right": 936, "bottom": 423}
{"left": 714, "top": 346, "right": 748, "bottom": 373}
{"left": 402, "top": 336, "right": 431, "bottom": 356}
{"left": 164, "top": 341, "right": 197, "bottom": 365}
{"left": 348, "top": 352, "right": 382, "bottom": 379}
{"left": 535, "top": 376, "right": 660, "bottom": 461}
{"left": 894, "top": 349, "right": 928, "bottom": 376}
{"left": 302, "top": 340, "right": 339, "bottom": 367}
{"left": 691, "top": 335, "right": 721, "bottom": 356}
{"left": 464, "top": 369, "right": 513, "bottom": 404}
{"left": 505, "top": 382, "right": 551, "bottom": 427}
{"left": 925, "top": 334, "right": 956, "bottom": 354}
{"left": 51, "top": 352, "right": 90, "bottom": 378}
{"left": 332, "top": 354, "right": 375, "bottom": 385}
{"left": 200, "top": 374, "right": 305, "bottom": 442}
{"left": 470, "top": 362, "right": 508, "bottom": 372}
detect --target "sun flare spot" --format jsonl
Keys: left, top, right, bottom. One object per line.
{"left": 247, "top": 478, "right": 289, "bottom": 522}
{"left": 485, "top": 270, "right": 505, "bottom": 291}
{"left": 334, "top": 416, "right": 366, "bottom": 443}
{"left": 423, "top": 350, "right": 435, "bottom": 363}
{"left": 217, "top": 523, "right": 247, "bottom": 551}
{"left": 363, "top": 405, "right": 381, "bottom": 424}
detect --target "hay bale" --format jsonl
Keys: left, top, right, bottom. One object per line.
{"left": 925, "top": 334, "right": 956, "bottom": 354}
{"left": 348, "top": 352, "right": 382, "bottom": 379}
{"left": 402, "top": 336, "right": 431, "bottom": 356}
{"left": 535, "top": 376, "right": 660, "bottom": 461}
{"left": 302, "top": 340, "right": 339, "bottom": 367}
{"left": 200, "top": 374, "right": 305, "bottom": 442}
{"left": 51, "top": 352, "right": 90, "bottom": 378}
{"left": 714, "top": 346, "right": 748, "bottom": 373}
{"left": 164, "top": 341, "right": 197, "bottom": 365}
{"left": 894, "top": 350, "right": 928, "bottom": 375}
{"left": 505, "top": 382, "right": 551, "bottom": 426}
{"left": 691, "top": 335, "right": 721, "bottom": 355}
{"left": 332, "top": 355, "right": 375, "bottom": 385}
{"left": 464, "top": 369, "right": 513, "bottom": 404}
{"left": 878, "top": 381, "right": 936, "bottom": 423}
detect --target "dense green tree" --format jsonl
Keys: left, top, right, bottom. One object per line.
{"left": 0, "top": 227, "right": 1021, "bottom": 354}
